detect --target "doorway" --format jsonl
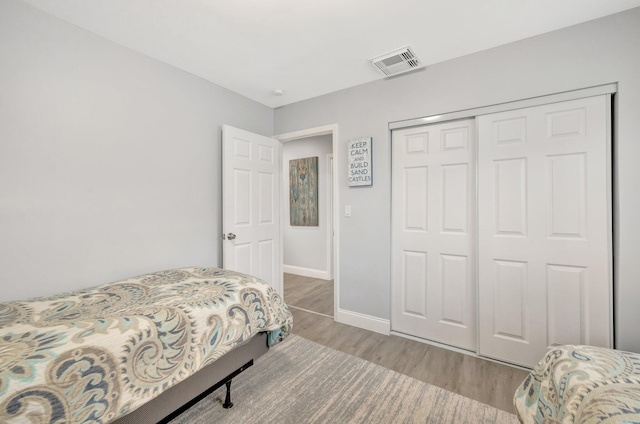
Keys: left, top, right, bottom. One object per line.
{"left": 275, "top": 125, "right": 339, "bottom": 320}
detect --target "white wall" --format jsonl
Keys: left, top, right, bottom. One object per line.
{"left": 282, "top": 135, "right": 332, "bottom": 277}
{"left": 274, "top": 7, "right": 640, "bottom": 352}
{"left": 0, "top": 0, "right": 273, "bottom": 301}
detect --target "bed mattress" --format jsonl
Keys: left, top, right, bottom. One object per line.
{"left": 514, "top": 345, "right": 640, "bottom": 423}
{"left": 0, "top": 267, "right": 292, "bottom": 423}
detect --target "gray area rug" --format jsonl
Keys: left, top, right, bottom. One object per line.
{"left": 171, "top": 335, "right": 518, "bottom": 424}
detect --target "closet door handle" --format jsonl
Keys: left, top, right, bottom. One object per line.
{"left": 227, "top": 233, "right": 236, "bottom": 240}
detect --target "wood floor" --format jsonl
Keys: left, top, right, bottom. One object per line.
{"left": 283, "top": 273, "right": 529, "bottom": 414}
{"left": 283, "top": 273, "right": 334, "bottom": 317}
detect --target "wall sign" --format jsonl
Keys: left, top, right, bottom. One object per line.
{"left": 347, "top": 137, "right": 372, "bottom": 186}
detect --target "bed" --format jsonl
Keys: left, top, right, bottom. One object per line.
{"left": 514, "top": 345, "right": 640, "bottom": 423}
{"left": 0, "top": 267, "right": 293, "bottom": 423}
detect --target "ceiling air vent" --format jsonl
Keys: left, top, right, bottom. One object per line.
{"left": 370, "top": 46, "right": 422, "bottom": 77}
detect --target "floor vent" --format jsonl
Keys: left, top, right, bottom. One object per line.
{"left": 370, "top": 46, "right": 423, "bottom": 77}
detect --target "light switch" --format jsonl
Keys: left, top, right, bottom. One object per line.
{"left": 345, "top": 205, "right": 352, "bottom": 217}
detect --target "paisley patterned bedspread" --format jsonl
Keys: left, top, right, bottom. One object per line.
{"left": 514, "top": 345, "right": 640, "bottom": 423}
{"left": 0, "top": 267, "right": 293, "bottom": 423}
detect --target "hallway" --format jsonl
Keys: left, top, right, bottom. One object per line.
{"left": 283, "top": 273, "right": 333, "bottom": 317}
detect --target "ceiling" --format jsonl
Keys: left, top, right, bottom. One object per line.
{"left": 22, "top": 0, "right": 640, "bottom": 108}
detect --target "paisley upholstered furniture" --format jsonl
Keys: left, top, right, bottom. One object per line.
{"left": 0, "top": 267, "right": 293, "bottom": 423}
{"left": 514, "top": 345, "right": 640, "bottom": 423}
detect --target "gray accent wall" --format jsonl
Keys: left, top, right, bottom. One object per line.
{"left": 0, "top": 0, "right": 273, "bottom": 301}
{"left": 274, "top": 7, "right": 640, "bottom": 352}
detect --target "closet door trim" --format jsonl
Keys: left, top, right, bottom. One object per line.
{"left": 389, "top": 83, "right": 616, "bottom": 131}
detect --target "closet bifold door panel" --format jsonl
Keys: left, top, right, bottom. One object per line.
{"left": 477, "top": 95, "right": 612, "bottom": 368}
{"left": 391, "top": 119, "right": 476, "bottom": 351}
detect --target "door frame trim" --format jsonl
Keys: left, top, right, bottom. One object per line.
{"left": 327, "top": 153, "right": 334, "bottom": 280}
{"left": 274, "top": 124, "right": 339, "bottom": 320}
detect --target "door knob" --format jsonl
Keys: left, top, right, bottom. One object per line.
{"left": 227, "top": 233, "right": 236, "bottom": 240}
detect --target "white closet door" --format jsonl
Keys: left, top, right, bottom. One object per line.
{"left": 392, "top": 119, "right": 476, "bottom": 350}
{"left": 477, "top": 95, "right": 612, "bottom": 367}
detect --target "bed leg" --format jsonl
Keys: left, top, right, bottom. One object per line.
{"left": 222, "top": 380, "right": 234, "bottom": 409}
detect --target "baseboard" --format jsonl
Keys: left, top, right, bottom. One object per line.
{"left": 391, "top": 331, "right": 531, "bottom": 371}
{"left": 283, "top": 265, "right": 330, "bottom": 280}
{"left": 336, "top": 309, "right": 390, "bottom": 335}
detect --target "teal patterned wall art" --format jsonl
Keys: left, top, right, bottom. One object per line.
{"left": 289, "top": 156, "right": 319, "bottom": 226}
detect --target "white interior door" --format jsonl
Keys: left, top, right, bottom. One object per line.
{"left": 222, "top": 125, "right": 282, "bottom": 293}
{"left": 392, "top": 119, "right": 476, "bottom": 351}
{"left": 477, "top": 95, "right": 612, "bottom": 367}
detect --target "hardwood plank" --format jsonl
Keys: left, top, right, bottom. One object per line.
{"left": 283, "top": 273, "right": 333, "bottom": 317}
{"left": 284, "top": 273, "right": 529, "bottom": 413}
{"left": 289, "top": 307, "right": 528, "bottom": 414}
